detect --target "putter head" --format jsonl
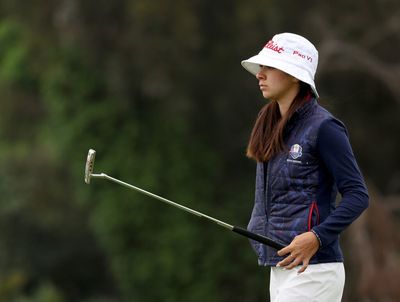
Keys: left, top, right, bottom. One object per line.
{"left": 85, "top": 149, "right": 96, "bottom": 184}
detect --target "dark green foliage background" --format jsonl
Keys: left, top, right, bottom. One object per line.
{"left": 0, "top": 1, "right": 398, "bottom": 301}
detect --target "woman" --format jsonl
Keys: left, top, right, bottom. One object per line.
{"left": 241, "top": 33, "right": 369, "bottom": 301}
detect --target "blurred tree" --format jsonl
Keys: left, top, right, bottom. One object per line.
{"left": 0, "top": 18, "right": 117, "bottom": 302}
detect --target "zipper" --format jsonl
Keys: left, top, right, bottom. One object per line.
{"left": 261, "top": 161, "right": 272, "bottom": 265}
{"left": 264, "top": 161, "right": 272, "bottom": 221}
{"left": 308, "top": 201, "right": 320, "bottom": 231}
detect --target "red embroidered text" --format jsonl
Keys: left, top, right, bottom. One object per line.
{"left": 264, "top": 40, "right": 284, "bottom": 53}
{"left": 293, "top": 50, "right": 313, "bottom": 62}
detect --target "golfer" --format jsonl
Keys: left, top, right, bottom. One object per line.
{"left": 241, "top": 33, "right": 369, "bottom": 301}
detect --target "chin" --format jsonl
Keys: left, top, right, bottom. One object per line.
{"left": 262, "top": 92, "right": 272, "bottom": 99}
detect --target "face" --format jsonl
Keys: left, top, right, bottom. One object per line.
{"left": 256, "top": 66, "right": 299, "bottom": 101}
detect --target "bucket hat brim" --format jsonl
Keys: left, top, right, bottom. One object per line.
{"left": 241, "top": 54, "right": 319, "bottom": 98}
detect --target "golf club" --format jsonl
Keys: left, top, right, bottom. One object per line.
{"left": 84, "top": 149, "right": 285, "bottom": 250}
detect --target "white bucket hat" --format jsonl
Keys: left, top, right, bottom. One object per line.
{"left": 241, "top": 33, "right": 319, "bottom": 97}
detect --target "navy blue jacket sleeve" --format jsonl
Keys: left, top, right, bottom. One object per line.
{"left": 312, "top": 118, "right": 369, "bottom": 247}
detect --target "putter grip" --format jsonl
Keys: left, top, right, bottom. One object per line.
{"left": 232, "top": 226, "right": 285, "bottom": 250}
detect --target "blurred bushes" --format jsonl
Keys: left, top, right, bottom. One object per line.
{"left": 0, "top": 1, "right": 399, "bottom": 301}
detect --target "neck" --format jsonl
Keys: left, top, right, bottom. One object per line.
{"left": 275, "top": 86, "right": 300, "bottom": 116}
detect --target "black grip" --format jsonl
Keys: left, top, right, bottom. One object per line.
{"left": 232, "top": 226, "right": 285, "bottom": 250}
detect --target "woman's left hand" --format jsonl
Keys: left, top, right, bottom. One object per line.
{"left": 276, "top": 231, "right": 320, "bottom": 273}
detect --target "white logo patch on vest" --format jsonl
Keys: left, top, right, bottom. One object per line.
{"left": 289, "top": 144, "right": 302, "bottom": 159}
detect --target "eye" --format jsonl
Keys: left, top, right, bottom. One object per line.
{"left": 259, "top": 65, "right": 275, "bottom": 70}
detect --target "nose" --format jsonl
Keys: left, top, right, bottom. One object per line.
{"left": 256, "top": 66, "right": 266, "bottom": 80}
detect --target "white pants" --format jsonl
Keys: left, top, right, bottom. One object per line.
{"left": 270, "top": 263, "right": 345, "bottom": 302}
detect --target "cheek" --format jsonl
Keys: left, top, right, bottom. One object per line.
{"left": 267, "top": 74, "right": 281, "bottom": 85}
{"left": 268, "top": 71, "right": 288, "bottom": 83}
{"left": 276, "top": 75, "right": 296, "bottom": 89}
{"left": 276, "top": 73, "right": 292, "bottom": 82}
{"left": 268, "top": 76, "right": 286, "bottom": 90}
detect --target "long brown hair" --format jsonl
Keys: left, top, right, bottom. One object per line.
{"left": 246, "top": 82, "right": 312, "bottom": 162}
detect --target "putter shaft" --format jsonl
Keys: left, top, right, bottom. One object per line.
{"left": 86, "top": 149, "right": 285, "bottom": 250}
{"left": 91, "top": 173, "right": 233, "bottom": 229}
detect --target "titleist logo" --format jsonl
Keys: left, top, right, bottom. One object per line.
{"left": 264, "top": 40, "right": 284, "bottom": 53}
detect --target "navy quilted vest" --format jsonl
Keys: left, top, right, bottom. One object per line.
{"left": 248, "top": 99, "right": 343, "bottom": 266}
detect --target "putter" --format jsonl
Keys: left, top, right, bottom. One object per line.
{"left": 84, "top": 149, "right": 285, "bottom": 250}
